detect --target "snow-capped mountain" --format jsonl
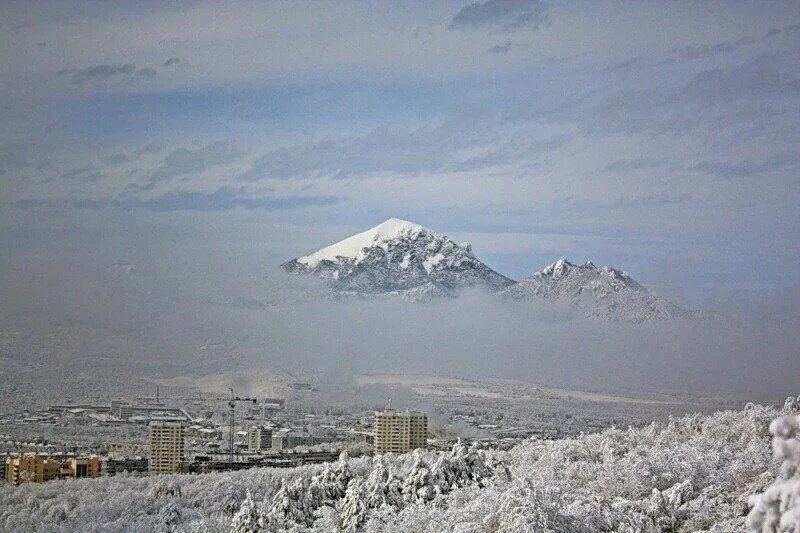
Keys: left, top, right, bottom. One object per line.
{"left": 282, "top": 218, "right": 514, "bottom": 298}
{"left": 281, "top": 221, "right": 724, "bottom": 322}
{"left": 501, "top": 259, "right": 690, "bottom": 322}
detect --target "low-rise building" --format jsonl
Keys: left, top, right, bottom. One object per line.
{"left": 270, "top": 428, "right": 315, "bottom": 451}
{"left": 4, "top": 454, "right": 60, "bottom": 485}
{"left": 105, "top": 457, "right": 148, "bottom": 476}
{"left": 62, "top": 457, "right": 101, "bottom": 478}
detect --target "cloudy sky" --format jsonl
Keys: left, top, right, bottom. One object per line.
{"left": 1, "top": 0, "right": 798, "bottom": 305}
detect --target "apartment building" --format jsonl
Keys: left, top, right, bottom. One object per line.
{"left": 4, "top": 454, "right": 60, "bottom": 485}
{"left": 62, "top": 457, "right": 101, "bottom": 478}
{"left": 374, "top": 409, "right": 427, "bottom": 454}
{"left": 246, "top": 426, "right": 273, "bottom": 453}
{"left": 148, "top": 421, "right": 186, "bottom": 475}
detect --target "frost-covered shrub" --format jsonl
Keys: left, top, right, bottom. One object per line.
{"left": 231, "top": 491, "right": 260, "bottom": 533}
{"left": 244, "top": 442, "right": 503, "bottom": 531}
{"left": 746, "top": 410, "right": 800, "bottom": 532}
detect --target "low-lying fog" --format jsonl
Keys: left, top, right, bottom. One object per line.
{"left": 2, "top": 238, "right": 797, "bottom": 405}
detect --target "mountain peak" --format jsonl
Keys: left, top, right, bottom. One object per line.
{"left": 295, "top": 218, "right": 428, "bottom": 268}
{"left": 378, "top": 217, "right": 424, "bottom": 232}
{"left": 283, "top": 219, "right": 513, "bottom": 298}
{"left": 537, "top": 258, "right": 576, "bottom": 277}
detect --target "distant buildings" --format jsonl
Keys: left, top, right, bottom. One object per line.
{"left": 261, "top": 397, "right": 285, "bottom": 410}
{"left": 104, "top": 457, "right": 148, "bottom": 476}
{"left": 110, "top": 400, "right": 133, "bottom": 419}
{"left": 270, "top": 428, "right": 316, "bottom": 451}
{"left": 48, "top": 401, "right": 191, "bottom": 425}
{"left": 247, "top": 426, "right": 273, "bottom": 453}
{"left": 5, "top": 455, "right": 60, "bottom": 485}
{"left": 4, "top": 454, "right": 101, "bottom": 485}
{"left": 148, "top": 421, "right": 186, "bottom": 475}
{"left": 374, "top": 409, "right": 427, "bottom": 454}
{"left": 62, "top": 457, "right": 101, "bottom": 478}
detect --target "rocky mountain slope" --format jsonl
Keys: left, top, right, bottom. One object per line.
{"left": 282, "top": 219, "right": 719, "bottom": 322}
{"left": 501, "top": 259, "right": 689, "bottom": 322}
{"left": 282, "top": 218, "right": 514, "bottom": 298}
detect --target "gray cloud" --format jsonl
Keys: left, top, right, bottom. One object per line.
{"left": 450, "top": 133, "right": 571, "bottom": 172}
{"left": 102, "top": 153, "right": 130, "bottom": 166}
{"left": 668, "top": 41, "right": 740, "bottom": 60}
{"left": 604, "top": 152, "right": 798, "bottom": 180}
{"left": 449, "top": 0, "right": 548, "bottom": 32}
{"left": 134, "top": 142, "right": 163, "bottom": 157}
{"left": 691, "top": 152, "right": 800, "bottom": 180}
{"left": 487, "top": 41, "right": 512, "bottom": 54}
{"left": 0, "top": 140, "right": 30, "bottom": 175}
{"left": 763, "top": 22, "right": 800, "bottom": 40}
{"left": 13, "top": 187, "right": 342, "bottom": 212}
{"left": 130, "top": 141, "right": 244, "bottom": 192}
{"left": 603, "top": 158, "right": 674, "bottom": 173}
{"left": 605, "top": 56, "right": 646, "bottom": 73}
{"left": 605, "top": 29, "right": 771, "bottom": 74}
{"left": 544, "top": 53, "right": 800, "bottom": 139}
{"left": 58, "top": 164, "right": 103, "bottom": 183}
{"left": 61, "top": 63, "right": 161, "bottom": 85}
{"left": 1, "top": 1, "right": 796, "bottom": 313}
{"left": 238, "top": 121, "right": 570, "bottom": 182}
{"left": 682, "top": 53, "right": 800, "bottom": 101}
{"left": 65, "top": 63, "right": 136, "bottom": 84}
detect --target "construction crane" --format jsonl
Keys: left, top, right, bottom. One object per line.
{"left": 228, "top": 388, "right": 257, "bottom": 470}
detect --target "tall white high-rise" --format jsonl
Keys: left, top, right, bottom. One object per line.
{"left": 374, "top": 409, "right": 427, "bottom": 454}
{"left": 148, "top": 421, "right": 186, "bottom": 475}
{"left": 247, "top": 426, "right": 273, "bottom": 453}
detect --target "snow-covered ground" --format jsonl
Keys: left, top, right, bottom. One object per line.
{"left": 2, "top": 397, "right": 797, "bottom": 532}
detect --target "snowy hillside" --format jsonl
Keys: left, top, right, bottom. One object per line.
{"left": 502, "top": 259, "right": 692, "bottom": 323}
{"left": 282, "top": 218, "right": 514, "bottom": 298}
{"left": 2, "top": 397, "right": 797, "bottom": 532}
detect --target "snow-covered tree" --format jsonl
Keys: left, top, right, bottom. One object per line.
{"left": 339, "top": 478, "right": 369, "bottom": 532}
{"left": 363, "top": 459, "right": 404, "bottom": 510}
{"left": 230, "top": 490, "right": 261, "bottom": 533}
{"left": 746, "top": 409, "right": 800, "bottom": 532}
{"left": 309, "top": 458, "right": 352, "bottom": 505}
{"left": 157, "top": 500, "right": 182, "bottom": 532}
{"left": 265, "top": 476, "right": 317, "bottom": 527}
{"left": 402, "top": 450, "right": 436, "bottom": 503}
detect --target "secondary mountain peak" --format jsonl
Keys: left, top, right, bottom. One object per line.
{"left": 503, "top": 258, "right": 682, "bottom": 322}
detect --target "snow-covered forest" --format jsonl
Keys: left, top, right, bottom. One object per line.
{"left": 2, "top": 397, "right": 798, "bottom": 532}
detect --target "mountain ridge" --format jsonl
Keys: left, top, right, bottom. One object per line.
{"left": 281, "top": 218, "right": 717, "bottom": 322}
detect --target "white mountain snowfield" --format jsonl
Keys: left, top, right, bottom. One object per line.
{"left": 293, "top": 218, "right": 427, "bottom": 269}
{"left": 283, "top": 218, "right": 717, "bottom": 322}
{"left": 282, "top": 218, "right": 515, "bottom": 299}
